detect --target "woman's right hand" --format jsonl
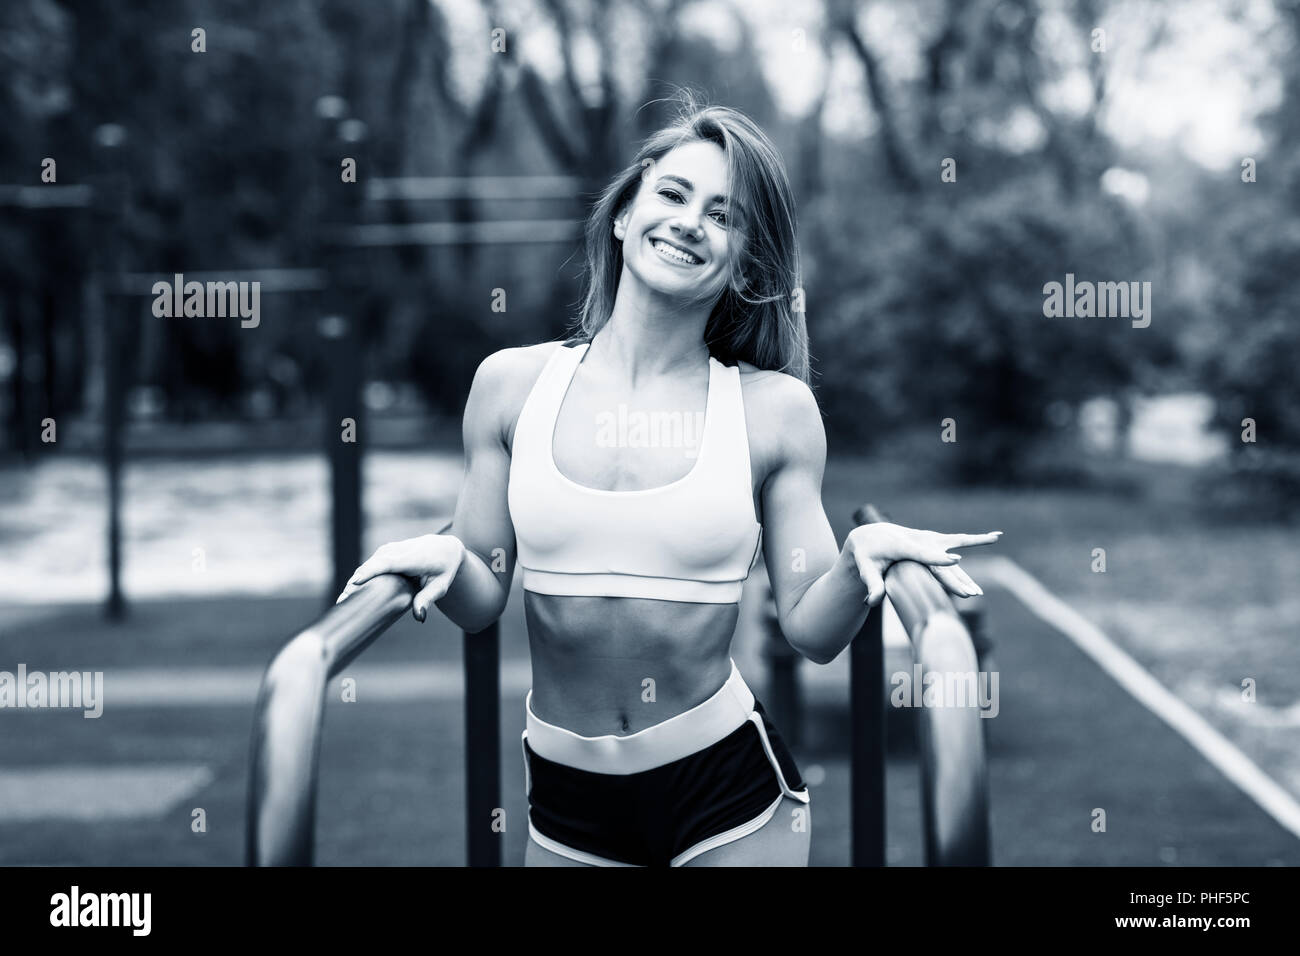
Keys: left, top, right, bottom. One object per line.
{"left": 335, "top": 533, "right": 467, "bottom": 623}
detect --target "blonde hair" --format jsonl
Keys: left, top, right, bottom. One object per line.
{"left": 565, "top": 90, "right": 810, "bottom": 385}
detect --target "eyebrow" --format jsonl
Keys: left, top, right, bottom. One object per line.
{"left": 657, "top": 174, "right": 728, "bottom": 206}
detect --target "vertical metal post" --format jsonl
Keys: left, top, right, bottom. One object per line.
{"left": 315, "top": 99, "right": 367, "bottom": 604}
{"left": 464, "top": 622, "right": 501, "bottom": 866}
{"left": 851, "top": 600, "right": 885, "bottom": 866}
{"left": 93, "top": 123, "right": 128, "bottom": 621}
{"left": 104, "top": 293, "right": 125, "bottom": 620}
{"left": 762, "top": 582, "right": 801, "bottom": 748}
{"left": 321, "top": 314, "right": 362, "bottom": 601}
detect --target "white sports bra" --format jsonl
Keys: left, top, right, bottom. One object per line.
{"left": 507, "top": 341, "right": 763, "bottom": 604}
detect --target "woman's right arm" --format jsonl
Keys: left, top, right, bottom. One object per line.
{"left": 336, "top": 347, "right": 532, "bottom": 633}
{"left": 429, "top": 348, "right": 523, "bottom": 631}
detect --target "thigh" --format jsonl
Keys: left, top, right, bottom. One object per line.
{"left": 682, "top": 796, "right": 811, "bottom": 867}
{"left": 524, "top": 834, "right": 595, "bottom": 867}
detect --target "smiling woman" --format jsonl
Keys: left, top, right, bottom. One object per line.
{"left": 336, "top": 89, "right": 1000, "bottom": 867}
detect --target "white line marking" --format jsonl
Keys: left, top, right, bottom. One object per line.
{"left": 975, "top": 555, "right": 1300, "bottom": 841}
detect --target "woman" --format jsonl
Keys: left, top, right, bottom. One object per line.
{"left": 337, "top": 94, "right": 1000, "bottom": 866}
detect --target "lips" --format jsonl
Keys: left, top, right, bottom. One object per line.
{"left": 650, "top": 236, "right": 704, "bottom": 265}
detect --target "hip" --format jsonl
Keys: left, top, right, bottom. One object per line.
{"left": 521, "top": 659, "right": 810, "bottom": 867}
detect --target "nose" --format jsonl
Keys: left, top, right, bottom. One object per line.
{"left": 670, "top": 212, "right": 704, "bottom": 243}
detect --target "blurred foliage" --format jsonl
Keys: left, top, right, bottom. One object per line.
{"left": 0, "top": 0, "right": 1295, "bottom": 501}
{"left": 1193, "top": 0, "right": 1300, "bottom": 517}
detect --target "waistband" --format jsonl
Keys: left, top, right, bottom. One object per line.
{"left": 524, "top": 659, "right": 755, "bottom": 775}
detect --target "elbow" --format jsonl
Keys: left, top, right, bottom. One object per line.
{"left": 785, "top": 630, "right": 839, "bottom": 666}
{"left": 800, "top": 646, "right": 838, "bottom": 666}
{"left": 460, "top": 587, "right": 511, "bottom": 635}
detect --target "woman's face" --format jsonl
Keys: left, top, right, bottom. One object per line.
{"left": 614, "top": 139, "right": 739, "bottom": 303}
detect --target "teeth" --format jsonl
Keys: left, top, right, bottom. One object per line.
{"left": 652, "top": 239, "right": 701, "bottom": 264}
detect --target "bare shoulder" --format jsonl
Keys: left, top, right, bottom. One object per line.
{"left": 736, "top": 359, "right": 826, "bottom": 482}
{"left": 468, "top": 341, "right": 568, "bottom": 451}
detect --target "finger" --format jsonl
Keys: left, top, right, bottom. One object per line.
{"left": 930, "top": 565, "right": 977, "bottom": 599}
{"left": 906, "top": 544, "right": 961, "bottom": 566}
{"left": 348, "top": 553, "right": 392, "bottom": 589}
{"left": 412, "top": 572, "right": 454, "bottom": 623}
{"left": 934, "top": 564, "right": 982, "bottom": 597}
{"left": 856, "top": 556, "right": 886, "bottom": 608}
{"left": 941, "top": 531, "right": 1003, "bottom": 549}
{"left": 948, "top": 565, "right": 983, "bottom": 595}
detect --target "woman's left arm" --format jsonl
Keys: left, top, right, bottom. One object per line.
{"left": 758, "top": 377, "right": 999, "bottom": 665}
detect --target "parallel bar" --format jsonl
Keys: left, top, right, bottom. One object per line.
{"left": 464, "top": 622, "right": 501, "bottom": 867}
{"left": 854, "top": 503, "right": 991, "bottom": 867}
{"left": 850, "top": 598, "right": 885, "bottom": 866}
{"left": 246, "top": 574, "right": 417, "bottom": 865}
{"left": 321, "top": 316, "right": 362, "bottom": 603}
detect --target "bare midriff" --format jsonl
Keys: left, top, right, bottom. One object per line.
{"left": 524, "top": 592, "right": 740, "bottom": 737}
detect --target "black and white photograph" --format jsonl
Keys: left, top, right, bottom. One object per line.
{"left": 0, "top": 0, "right": 1295, "bottom": 926}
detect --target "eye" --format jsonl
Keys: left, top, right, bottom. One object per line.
{"left": 657, "top": 187, "right": 684, "bottom": 202}
{"left": 710, "top": 210, "right": 728, "bottom": 226}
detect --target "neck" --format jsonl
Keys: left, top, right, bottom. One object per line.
{"left": 593, "top": 266, "right": 714, "bottom": 383}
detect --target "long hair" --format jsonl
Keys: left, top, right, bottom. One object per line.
{"left": 565, "top": 90, "right": 811, "bottom": 385}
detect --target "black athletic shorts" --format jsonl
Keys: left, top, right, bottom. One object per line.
{"left": 522, "top": 663, "right": 809, "bottom": 867}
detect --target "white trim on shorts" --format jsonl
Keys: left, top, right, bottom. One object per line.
{"left": 524, "top": 658, "right": 754, "bottom": 774}
{"left": 521, "top": 659, "right": 811, "bottom": 866}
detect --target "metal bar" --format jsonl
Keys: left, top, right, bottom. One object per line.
{"left": 760, "top": 578, "right": 801, "bottom": 747}
{"left": 104, "top": 295, "right": 124, "bottom": 620}
{"left": 338, "top": 219, "right": 582, "bottom": 248}
{"left": 854, "top": 504, "right": 991, "bottom": 866}
{"left": 0, "top": 184, "right": 94, "bottom": 208}
{"left": 464, "top": 622, "right": 501, "bottom": 867}
{"left": 246, "top": 574, "right": 417, "bottom": 865}
{"left": 321, "top": 316, "right": 363, "bottom": 603}
{"left": 366, "top": 175, "right": 582, "bottom": 202}
{"left": 106, "top": 269, "right": 329, "bottom": 295}
{"left": 850, "top": 595, "right": 885, "bottom": 866}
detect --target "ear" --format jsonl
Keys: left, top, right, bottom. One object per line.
{"left": 612, "top": 208, "right": 628, "bottom": 241}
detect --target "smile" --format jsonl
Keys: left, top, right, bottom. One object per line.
{"left": 650, "top": 237, "right": 704, "bottom": 266}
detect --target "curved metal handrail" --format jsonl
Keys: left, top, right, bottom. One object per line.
{"left": 855, "top": 504, "right": 991, "bottom": 866}
{"left": 246, "top": 573, "right": 417, "bottom": 865}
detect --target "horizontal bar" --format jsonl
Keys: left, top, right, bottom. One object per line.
{"left": 366, "top": 175, "right": 582, "bottom": 202}
{"left": 338, "top": 219, "right": 583, "bottom": 247}
{"left": 0, "top": 184, "right": 94, "bottom": 209}
{"left": 105, "top": 269, "right": 329, "bottom": 295}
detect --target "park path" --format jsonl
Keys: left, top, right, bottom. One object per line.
{"left": 1, "top": 564, "right": 1297, "bottom": 864}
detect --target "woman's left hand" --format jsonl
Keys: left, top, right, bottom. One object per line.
{"left": 845, "top": 522, "right": 1002, "bottom": 607}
